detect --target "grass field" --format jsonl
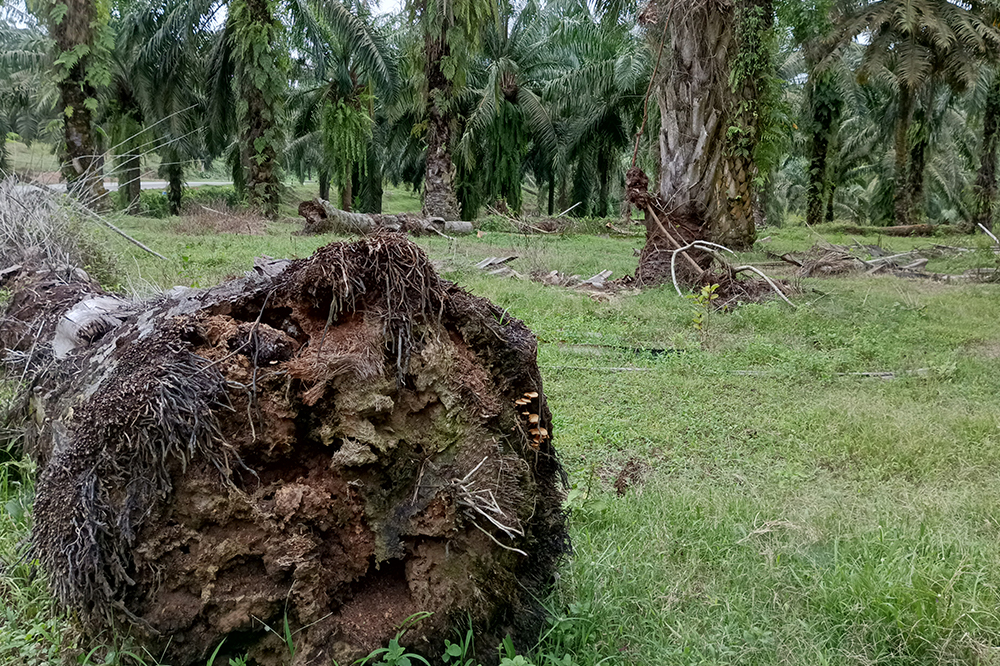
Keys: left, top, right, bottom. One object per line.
{"left": 3, "top": 200, "right": 1000, "bottom": 666}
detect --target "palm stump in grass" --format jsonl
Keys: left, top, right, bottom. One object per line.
{"left": 1, "top": 234, "right": 568, "bottom": 666}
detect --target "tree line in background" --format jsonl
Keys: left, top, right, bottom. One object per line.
{"left": 0, "top": 0, "right": 998, "bottom": 244}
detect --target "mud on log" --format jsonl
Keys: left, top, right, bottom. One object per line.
{"left": 1, "top": 233, "right": 567, "bottom": 666}
{"left": 298, "top": 199, "right": 474, "bottom": 237}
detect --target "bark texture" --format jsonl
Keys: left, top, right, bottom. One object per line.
{"left": 422, "top": 32, "right": 462, "bottom": 221}
{"left": 2, "top": 235, "right": 567, "bottom": 666}
{"left": 893, "top": 84, "right": 916, "bottom": 226}
{"left": 319, "top": 168, "right": 331, "bottom": 202}
{"left": 236, "top": 0, "right": 282, "bottom": 219}
{"left": 651, "top": 0, "right": 767, "bottom": 254}
{"left": 655, "top": 2, "right": 732, "bottom": 230}
{"left": 49, "top": 0, "right": 107, "bottom": 206}
{"left": 806, "top": 129, "right": 831, "bottom": 228}
{"left": 974, "top": 71, "right": 1000, "bottom": 232}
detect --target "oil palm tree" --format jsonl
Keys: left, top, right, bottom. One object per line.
{"left": 455, "top": 0, "right": 557, "bottom": 217}
{"left": 840, "top": 0, "right": 1000, "bottom": 226}
{"left": 408, "top": 0, "right": 495, "bottom": 219}
{"left": 285, "top": 0, "right": 397, "bottom": 213}
{"left": 28, "top": 0, "right": 112, "bottom": 204}
{"left": 781, "top": 0, "right": 849, "bottom": 227}
{"left": 0, "top": 8, "right": 53, "bottom": 173}
{"left": 545, "top": 3, "right": 648, "bottom": 218}
{"left": 115, "top": 0, "right": 211, "bottom": 215}
{"left": 973, "top": 67, "right": 1000, "bottom": 231}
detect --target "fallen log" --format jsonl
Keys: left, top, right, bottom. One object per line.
{"left": 298, "top": 198, "right": 474, "bottom": 237}
{"left": 1, "top": 233, "right": 567, "bottom": 666}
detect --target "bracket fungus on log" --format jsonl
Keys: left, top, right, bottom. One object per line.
{"left": 1, "top": 233, "right": 568, "bottom": 666}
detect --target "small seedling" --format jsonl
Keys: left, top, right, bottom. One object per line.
{"left": 498, "top": 636, "right": 536, "bottom": 666}
{"left": 354, "top": 612, "right": 433, "bottom": 666}
{"left": 441, "top": 627, "right": 478, "bottom": 666}
{"left": 686, "top": 283, "right": 720, "bottom": 348}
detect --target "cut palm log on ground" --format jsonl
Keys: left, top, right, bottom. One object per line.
{"left": 624, "top": 167, "right": 793, "bottom": 306}
{"left": 298, "top": 198, "right": 474, "bottom": 237}
{"left": 0, "top": 231, "right": 568, "bottom": 666}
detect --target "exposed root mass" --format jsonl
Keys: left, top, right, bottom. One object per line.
{"left": 2, "top": 232, "right": 569, "bottom": 666}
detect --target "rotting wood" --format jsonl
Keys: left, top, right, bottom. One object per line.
{"left": 475, "top": 256, "right": 519, "bottom": 269}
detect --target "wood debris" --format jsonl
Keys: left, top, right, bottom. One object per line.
{"left": 474, "top": 259, "right": 618, "bottom": 292}
{"left": 776, "top": 242, "right": 999, "bottom": 282}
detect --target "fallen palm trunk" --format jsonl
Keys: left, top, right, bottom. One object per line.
{"left": 1, "top": 233, "right": 567, "bottom": 666}
{"left": 298, "top": 199, "right": 474, "bottom": 236}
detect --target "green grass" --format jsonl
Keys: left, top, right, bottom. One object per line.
{"left": 4, "top": 212, "right": 1000, "bottom": 665}
{"left": 5, "top": 141, "right": 59, "bottom": 174}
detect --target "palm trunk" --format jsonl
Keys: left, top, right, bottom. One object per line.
{"left": 652, "top": 1, "right": 767, "bottom": 251}
{"left": 805, "top": 74, "right": 834, "bottom": 227}
{"left": 974, "top": 71, "right": 1000, "bottom": 232}
{"left": 596, "top": 153, "right": 610, "bottom": 218}
{"left": 825, "top": 183, "right": 836, "bottom": 223}
{"left": 806, "top": 132, "right": 830, "bottom": 228}
{"left": 906, "top": 84, "right": 934, "bottom": 221}
{"left": 893, "top": 84, "right": 915, "bottom": 226}
{"left": 118, "top": 152, "right": 141, "bottom": 214}
{"left": 422, "top": 32, "right": 461, "bottom": 220}
{"left": 802, "top": 39, "right": 843, "bottom": 227}
{"left": 571, "top": 158, "right": 590, "bottom": 217}
{"left": 639, "top": 4, "right": 734, "bottom": 284}
{"left": 655, "top": 5, "right": 731, "bottom": 225}
{"left": 340, "top": 173, "right": 352, "bottom": 212}
{"left": 907, "top": 132, "right": 928, "bottom": 221}
{"left": 319, "top": 168, "right": 331, "bottom": 201}
{"left": 234, "top": 0, "right": 283, "bottom": 219}
{"left": 166, "top": 163, "right": 183, "bottom": 216}
{"left": 49, "top": 0, "right": 107, "bottom": 208}
{"left": 716, "top": 0, "right": 773, "bottom": 249}
{"left": 547, "top": 172, "right": 555, "bottom": 216}
{"left": 2, "top": 238, "right": 565, "bottom": 666}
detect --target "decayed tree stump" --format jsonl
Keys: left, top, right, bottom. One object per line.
{"left": 1, "top": 233, "right": 567, "bottom": 666}
{"left": 298, "top": 199, "right": 474, "bottom": 237}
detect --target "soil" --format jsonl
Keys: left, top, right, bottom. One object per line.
{"left": 613, "top": 458, "right": 649, "bottom": 496}
{"left": 6, "top": 233, "right": 569, "bottom": 666}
